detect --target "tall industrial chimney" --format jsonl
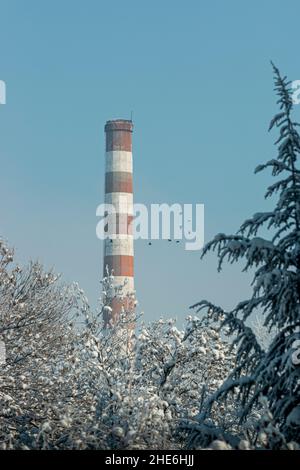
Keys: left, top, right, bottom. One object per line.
{"left": 103, "top": 119, "right": 134, "bottom": 327}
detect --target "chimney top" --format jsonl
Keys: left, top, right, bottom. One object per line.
{"left": 105, "top": 119, "right": 133, "bottom": 133}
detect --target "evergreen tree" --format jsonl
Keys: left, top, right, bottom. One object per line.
{"left": 192, "top": 64, "right": 300, "bottom": 446}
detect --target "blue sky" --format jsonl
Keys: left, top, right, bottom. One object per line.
{"left": 0, "top": 0, "right": 300, "bottom": 324}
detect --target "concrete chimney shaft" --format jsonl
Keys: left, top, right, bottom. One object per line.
{"left": 103, "top": 119, "right": 134, "bottom": 326}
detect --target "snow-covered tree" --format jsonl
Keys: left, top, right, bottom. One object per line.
{"left": 190, "top": 64, "right": 300, "bottom": 447}
{"left": 0, "top": 239, "right": 85, "bottom": 449}
{"left": 64, "top": 303, "right": 235, "bottom": 450}
{"left": 0, "top": 240, "right": 234, "bottom": 449}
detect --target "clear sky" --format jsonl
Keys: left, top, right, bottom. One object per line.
{"left": 0, "top": 0, "right": 300, "bottom": 325}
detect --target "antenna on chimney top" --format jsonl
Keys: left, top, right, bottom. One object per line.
{"left": 130, "top": 110, "right": 133, "bottom": 122}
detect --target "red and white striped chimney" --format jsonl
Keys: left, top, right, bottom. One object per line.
{"left": 103, "top": 119, "right": 134, "bottom": 327}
